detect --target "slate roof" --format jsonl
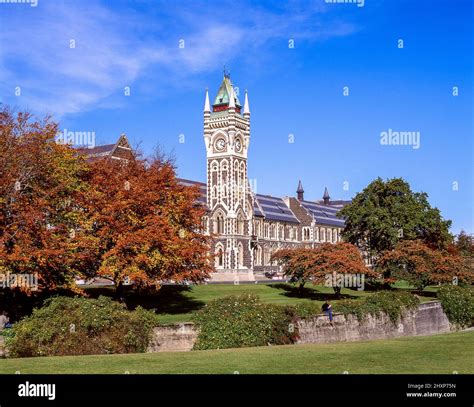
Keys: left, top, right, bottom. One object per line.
{"left": 173, "top": 179, "right": 346, "bottom": 227}
{"left": 299, "top": 200, "right": 346, "bottom": 227}
{"left": 79, "top": 143, "right": 115, "bottom": 158}
{"left": 254, "top": 195, "right": 300, "bottom": 224}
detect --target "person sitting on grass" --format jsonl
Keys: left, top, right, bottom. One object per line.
{"left": 321, "top": 300, "right": 333, "bottom": 323}
{"left": 0, "top": 311, "right": 11, "bottom": 330}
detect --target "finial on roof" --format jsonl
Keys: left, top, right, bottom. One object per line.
{"left": 323, "top": 187, "right": 330, "bottom": 205}
{"left": 223, "top": 64, "right": 230, "bottom": 78}
{"left": 204, "top": 88, "right": 211, "bottom": 112}
{"left": 243, "top": 89, "right": 250, "bottom": 115}
{"left": 297, "top": 180, "right": 304, "bottom": 200}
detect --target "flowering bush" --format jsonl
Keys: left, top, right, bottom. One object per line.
{"left": 7, "top": 296, "right": 159, "bottom": 357}
{"left": 193, "top": 294, "right": 298, "bottom": 350}
{"left": 437, "top": 285, "right": 474, "bottom": 328}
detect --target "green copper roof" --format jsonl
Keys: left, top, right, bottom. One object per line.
{"left": 213, "top": 75, "right": 241, "bottom": 107}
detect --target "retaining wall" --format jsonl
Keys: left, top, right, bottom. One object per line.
{"left": 146, "top": 301, "right": 452, "bottom": 352}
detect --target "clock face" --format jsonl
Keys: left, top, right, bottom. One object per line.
{"left": 215, "top": 138, "right": 226, "bottom": 151}
{"left": 235, "top": 139, "right": 242, "bottom": 152}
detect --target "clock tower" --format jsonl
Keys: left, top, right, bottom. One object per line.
{"left": 203, "top": 73, "right": 254, "bottom": 277}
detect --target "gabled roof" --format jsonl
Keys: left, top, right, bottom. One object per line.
{"left": 299, "top": 200, "right": 345, "bottom": 227}
{"left": 80, "top": 134, "right": 133, "bottom": 162}
{"left": 255, "top": 194, "right": 300, "bottom": 224}
{"left": 213, "top": 75, "right": 241, "bottom": 108}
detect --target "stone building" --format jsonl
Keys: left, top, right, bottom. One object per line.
{"left": 87, "top": 74, "right": 350, "bottom": 282}
{"left": 184, "top": 74, "right": 349, "bottom": 282}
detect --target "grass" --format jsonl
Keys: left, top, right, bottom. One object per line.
{"left": 0, "top": 331, "right": 472, "bottom": 374}
{"left": 83, "top": 282, "right": 438, "bottom": 324}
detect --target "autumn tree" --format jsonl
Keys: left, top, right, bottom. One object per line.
{"left": 455, "top": 231, "right": 474, "bottom": 274}
{"left": 338, "top": 178, "right": 452, "bottom": 264}
{"left": 75, "top": 154, "right": 213, "bottom": 296}
{"left": 378, "top": 240, "right": 471, "bottom": 291}
{"left": 272, "top": 243, "right": 378, "bottom": 297}
{"left": 0, "top": 106, "right": 89, "bottom": 292}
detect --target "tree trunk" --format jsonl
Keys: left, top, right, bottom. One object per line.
{"left": 333, "top": 286, "right": 341, "bottom": 298}
{"left": 115, "top": 281, "right": 124, "bottom": 302}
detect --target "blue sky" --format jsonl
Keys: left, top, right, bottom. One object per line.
{"left": 0, "top": 0, "right": 472, "bottom": 234}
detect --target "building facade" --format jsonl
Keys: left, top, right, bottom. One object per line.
{"left": 184, "top": 74, "right": 349, "bottom": 282}
{"left": 87, "top": 74, "right": 350, "bottom": 282}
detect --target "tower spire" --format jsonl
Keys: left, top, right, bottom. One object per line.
{"left": 243, "top": 89, "right": 250, "bottom": 115}
{"left": 204, "top": 88, "right": 210, "bottom": 113}
{"left": 297, "top": 180, "right": 304, "bottom": 201}
{"left": 323, "top": 187, "right": 330, "bottom": 205}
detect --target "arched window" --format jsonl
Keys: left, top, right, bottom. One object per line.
{"left": 214, "top": 213, "right": 224, "bottom": 234}
{"left": 215, "top": 245, "right": 224, "bottom": 268}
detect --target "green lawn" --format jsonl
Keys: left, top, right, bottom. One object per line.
{"left": 85, "top": 282, "right": 437, "bottom": 324}
{"left": 0, "top": 331, "right": 471, "bottom": 374}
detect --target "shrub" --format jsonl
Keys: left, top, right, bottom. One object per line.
{"left": 7, "top": 296, "right": 159, "bottom": 357}
{"left": 334, "top": 291, "right": 420, "bottom": 324}
{"left": 193, "top": 294, "right": 298, "bottom": 350}
{"left": 437, "top": 285, "right": 474, "bottom": 329}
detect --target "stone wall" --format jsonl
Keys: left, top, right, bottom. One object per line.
{"left": 147, "top": 323, "right": 198, "bottom": 353}
{"left": 296, "top": 301, "right": 451, "bottom": 345}
{"left": 146, "top": 301, "right": 451, "bottom": 352}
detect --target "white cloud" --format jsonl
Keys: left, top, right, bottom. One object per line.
{"left": 0, "top": 0, "right": 357, "bottom": 116}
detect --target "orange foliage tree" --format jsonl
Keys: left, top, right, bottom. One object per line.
{"left": 272, "top": 243, "right": 378, "bottom": 297}
{"left": 1, "top": 106, "right": 213, "bottom": 295}
{"left": 0, "top": 107, "right": 89, "bottom": 291}
{"left": 75, "top": 155, "right": 213, "bottom": 295}
{"left": 378, "top": 239, "right": 472, "bottom": 291}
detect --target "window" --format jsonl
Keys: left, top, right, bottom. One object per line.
{"left": 321, "top": 228, "right": 326, "bottom": 242}
{"left": 315, "top": 227, "right": 320, "bottom": 242}
{"left": 303, "top": 227, "right": 310, "bottom": 241}
{"left": 328, "top": 229, "right": 332, "bottom": 243}
{"left": 215, "top": 246, "right": 224, "bottom": 268}
{"left": 214, "top": 214, "right": 224, "bottom": 234}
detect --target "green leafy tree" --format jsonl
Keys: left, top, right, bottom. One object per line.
{"left": 338, "top": 177, "right": 452, "bottom": 263}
